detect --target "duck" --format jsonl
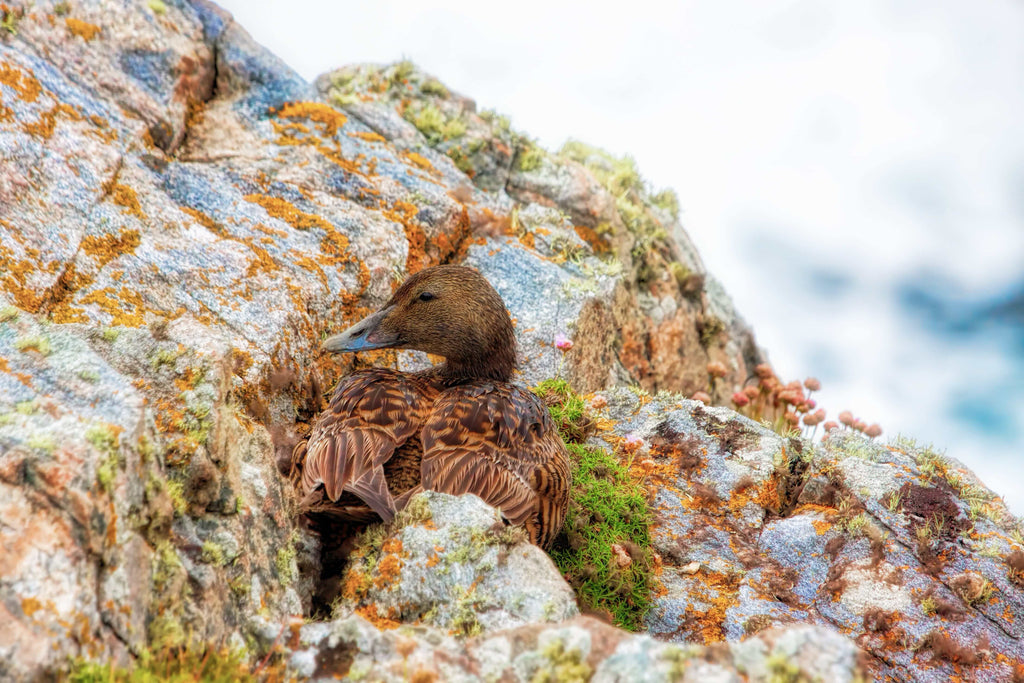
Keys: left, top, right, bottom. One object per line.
{"left": 290, "top": 265, "right": 571, "bottom": 549}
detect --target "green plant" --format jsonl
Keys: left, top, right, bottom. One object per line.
{"left": 15, "top": 335, "right": 51, "bottom": 355}
{"left": 532, "top": 379, "right": 593, "bottom": 443}
{"left": 66, "top": 645, "right": 258, "bottom": 682}
{"left": 550, "top": 445, "right": 654, "bottom": 630}
{"left": 0, "top": 305, "right": 18, "bottom": 322}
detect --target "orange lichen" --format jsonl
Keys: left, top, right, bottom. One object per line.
{"left": 182, "top": 206, "right": 227, "bottom": 237}
{"left": 244, "top": 194, "right": 331, "bottom": 232}
{"left": 681, "top": 570, "right": 740, "bottom": 644}
{"left": 22, "top": 103, "right": 81, "bottom": 139}
{"left": 81, "top": 229, "right": 141, "bottom": 268}
{"left": 0, "top": 60, "right": 42, "bottom": 103}
{"left": 274, "top": 101, "right": 348, "bottom": 137}
{"left": 401, "top": 151, "right": 437, "bottom": 174}
{"left": 374, "top": 555, "right": 403, "bottom": 590}
{"left": 65, "top": 17, "right": 102, "bottom": 41}
{"left": 812, "top": 519, "right": 832, "bottom": 535}
{"left": 79, "top": 286, "right": 148, "bottom": 327}
{"left": 103, "top": 181, "right": 144, "bottom": 219}
{"left": 355, "top": 604, "right": 401, "bottom": 630}
{"left": 21, "top": 596, "right": 43, "bottom": 618}
{"left": 349, "top": 130, "right": 386, "bottom": 143}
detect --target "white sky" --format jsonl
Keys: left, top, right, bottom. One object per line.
{"left": 216, "top": 0, "right": 1024, "bottom": 513}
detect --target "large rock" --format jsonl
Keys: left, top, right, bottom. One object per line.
{"left": 588, "top": 388, "right": 1024, "bottom": 682}
{"left": 286, "top": 614, "right": 867, "bottom": 682}
{"left": 335, "top": 492, "right": 579, "bottom": 635}
{"left": 1, "top": 2, "right": 1021, "bottom": 682}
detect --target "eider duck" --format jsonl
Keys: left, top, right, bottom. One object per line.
{"left": 290, "top": 265, "right": 571, "bottom": 548}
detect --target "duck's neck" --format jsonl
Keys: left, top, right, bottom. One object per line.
{"left": 437, "top": 355, "right": 514, "bottom": 384}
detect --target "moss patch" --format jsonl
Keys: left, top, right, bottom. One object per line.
{"left": 66, "top": 645, "right": 260, "bottom": 682}
{"left": 532, "top": 378, "right": 594, "bottom": 443}
{"left": 535, "top": 380, "right": 654, "bottom": 631}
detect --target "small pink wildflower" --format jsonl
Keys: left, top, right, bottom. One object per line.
{"left": 554, "top": 333, "right": 573, "bottom": 351}
{"left": 691, "top": 391, "right": 711, "bottom": 404}
{"left": 731, "top": 391, "right": 750, "bottom": 407}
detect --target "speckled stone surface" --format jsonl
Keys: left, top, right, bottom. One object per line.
{"left": 2, "top": 2, "right": 1021, "bottom": 682}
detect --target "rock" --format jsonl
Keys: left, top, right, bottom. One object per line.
{"left": 335, "top": 492, "right": 579, "bottom": 635}
{"left": 587, "top": 388, "right": 1024, "bottom": 682}
{"left": 286, "top": 613, "right": 867, "bottom": 682}
{"left": 1, "top": 2, "right": 1021, "bottom": 682}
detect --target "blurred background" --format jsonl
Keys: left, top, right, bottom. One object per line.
{"left": 216, "top": 0, "right": 1024, "bottom": 513}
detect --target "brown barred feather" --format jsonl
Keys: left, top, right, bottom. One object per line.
{"left": 289, "top": 266, "right": 571, "bottom": 549}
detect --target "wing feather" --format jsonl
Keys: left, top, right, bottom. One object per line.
{"left": 293, "top": 368, "right": 434, "bottom": 522}
{"left": 421, "top": 381, "right": 570, "bottom": 547}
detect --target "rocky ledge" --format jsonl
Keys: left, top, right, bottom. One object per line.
{"left": 0, "top": 2, "right": 1021, "bottom": 681}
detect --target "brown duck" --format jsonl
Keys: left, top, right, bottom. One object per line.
{"left": 290, "top": 265, "right": 571, "bottom": 548}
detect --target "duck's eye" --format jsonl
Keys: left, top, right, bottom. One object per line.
{"left": 418, "top": 291, "right": 436, "bottom": 302}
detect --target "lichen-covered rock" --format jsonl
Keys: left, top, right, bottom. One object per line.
{"left": 2, "top": 2, "right": 1021, "bottom": 682}
{"left": 336, "top": 492, "right": 579, "bottom": 636}
{"left": 589, "top": 388, "right": 1024, "bottom": 682}
{"left": 286, "top": 613, "right": 867, "bottom": 682}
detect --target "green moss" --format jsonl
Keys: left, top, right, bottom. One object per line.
{"left": 420, "top": 78, "right": 449, "bottom": 97}
{"left": 15, "top": 400, "right": 35, "bottom": 415}
{"left": 551, "top": 443, "right": 654, "bottom": 630}
{"left": 0, "top": 413, "right": 13, "bottom": 426}
{"left": 275, "top": 533, "right": 298, "bottom": 586}
{"left": 403, "top": 102, "right": 466, "bottom": 145}
{"left": 78, "top": 369, "right": 100, "bottom": 382}
{"left": 531, "top": 639, "right": 592, "bottom": 683}
{"left": 765, "top": 652, "right": 812, "bottom": 683}
{"left": 150, "top": 347, "right": 181, "bottom": 371}
{"left": 14, "top": 335, "right": 51, "bottom": 355}
{"left": 650, "top": 188, "right": 681, "bottom": 222}
{"left": 449, "top": 584, "right": 485, "bottom": 637}
{"left": 166, "top": 479, "right": 187, "bottom": 515}
{"left": 537, "top": 381, "right": 654, "bottom": 631}
{"left": 86, "top": 423, "right": 119, "bottom": 453}
{"left": 201, "top": 541, "right": 228, "bottom": 567}
{"left": 88, "top": 423, "right": 120, "bottom": 492}
{"left": 0, "top": 305, "right": 19, "bottom": 322}
{"left": 147, "top": 0, "right": 167, "bottom": 14}
{"left": 698, "top": 315, "right": 725, "bottom": 348}
{"left": 67, "top": 645, "right": 257, "bottom": 683}
{"left": 53, "top": 2, "right": 70, "bottom": 16}
{"left": 1, "top": 8, "right": 19, "bottom": 36}
{"left": 27, "top": 433, "right": 56, "bottom": 453}
{"left": 516, "top": 143, "right": 546, "bottom": 173}
{"left": 101, "top": 328, "right": 120, "bottom": 343}
{"left": 532, "top": 379, "right": 593, "bottom": 443}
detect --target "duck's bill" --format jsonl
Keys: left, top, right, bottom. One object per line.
{"left": 322, "top": 307, "right": 398, "bottom": 353}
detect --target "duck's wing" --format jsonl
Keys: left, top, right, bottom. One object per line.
{"left": 296, "top": 368, "right": 431, "bottom": 522}
{"left": 420, "top": 382, "right": 571, "bottom": 548}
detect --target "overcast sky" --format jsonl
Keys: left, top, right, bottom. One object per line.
{"left": 215, "top": 0, "right": 1024, "bottom": 514}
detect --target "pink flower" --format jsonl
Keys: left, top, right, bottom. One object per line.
{"left": 706, "top": 361, "right": 728, "bottom": 378}
{"left": 691, "top": 391, "right": 711, "bottom": 404}
{"left": 864, "top": 423, "right": 883, "bottom": 438}
{"left": 823, "top": 421, "right": 839, "bottom": 433}
{"left": 731, "top": 391, "right": 750, "bottom": 407}
{"left": 554, "top": 333, "right": 574, "bottom": 351}
{"left": 804, "top": 377, "right": 821, "bottom": 392}
{"left": 624, "top": 433, "right": 644, "bottom": 448}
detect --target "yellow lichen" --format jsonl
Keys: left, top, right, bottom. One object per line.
{"left": 0, "top": 60, "right": 42, "bottom": 102}
{"left": 105, "top": 182, "right": 144, "bottom": 219}
{"left": 274, "top": 101, "right": 348, "bottom": 136}
{"left": 65, "top": 17, "right": 101, "bottom": 41}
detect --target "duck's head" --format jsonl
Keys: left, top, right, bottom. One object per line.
{"left": 323, "top": 265, "right": 517, "bottom": 382}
